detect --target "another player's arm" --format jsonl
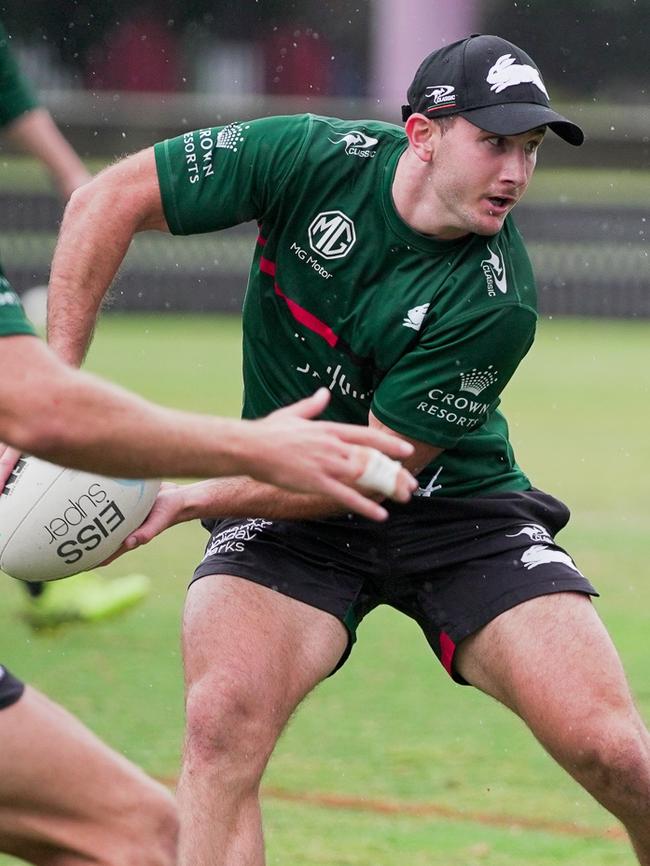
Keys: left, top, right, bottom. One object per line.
{"left": 0, "top": 339, "right": 415, "bottom": 520}
{"left": 117, "top": 412, "right": 439, "bottom": 553}
{"left": 176, "top": 412, "right": 438, "bottom": 518}
{"left": 47, "top": 148, "right": 164, "bottom": 365}
{"left": 3, "top": 108, "right": 91, "bottom": 201}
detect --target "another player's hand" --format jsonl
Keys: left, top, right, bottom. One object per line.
{"left": 0, "top": 443, "right": 22, "bottom": 493}
{"left": 102, "top": 482, "right": 185, "bottom": 563}
{"left": 246, "top": 389, "right": 418, "bottom": 520}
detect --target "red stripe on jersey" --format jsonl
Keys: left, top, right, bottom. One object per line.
{"left": 274, "top": 284, "right": 339, "bottom": 347}
{"left": 439, "top": 631, "right": 456, "bottom": 677}
{"left": 260, "top": 255, "right": 276, "bottom": 276}
{"left": 258, "top": 253, "right": 339, "bottom": 348}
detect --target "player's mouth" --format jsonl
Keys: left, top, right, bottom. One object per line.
{"left": 485, "top": 195, "right": 514, "bottom": 214}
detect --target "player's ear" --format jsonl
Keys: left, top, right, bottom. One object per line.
{"left": 404, "top": 114, "right": 437, "bottom": 163}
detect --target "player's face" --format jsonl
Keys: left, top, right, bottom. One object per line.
{"left": 428, "top": 117, "right": 545, "bottom": 239}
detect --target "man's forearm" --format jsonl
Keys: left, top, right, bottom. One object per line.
{"left": 4, "top": 108, "right": 91, "bottom": 200}
{"left": 47, "top": 148, "right": 165, "bottom": 365}
{"left": 1, "top": 342, "right": 253, "bottom": 479}
{"left": 1, "top": 338, "right": 416, "bottom": 521}
{"left": 46, "top": 185, "right": 133, "bottom": 364}
{"left": 177, "top": 476, "right": 342, "bottom": 523}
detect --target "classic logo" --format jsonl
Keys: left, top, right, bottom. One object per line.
{"left": 506, "top": 524, "right": 554, "bottom": 544}
{"left": 486, "top": 54, "right": 549, "bottom": 98}
{"left": 329, "top": 131, "right": 378, "bottom": 158}
{"left": 308, "top": 211, "right": 356, "bottom": 260}
{"left": 481, "top": 243, "right": 508, "bottom": 296}
{"left": 459, "top": 366, "right": 498, "bottom": 396}
{"left": 403, "top": 303, "right": 430, "bottom": 331}
{"left": 520, "top": 545, "right": 580, "bottom": 573}
{"left": 423, "top": 84, "right": 456, "bottom": 111}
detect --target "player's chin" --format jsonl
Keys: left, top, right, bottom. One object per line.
{"left": 473, "top": 215, "right": 506, "bottom": 236}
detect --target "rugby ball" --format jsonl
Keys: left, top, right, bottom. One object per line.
{"left": 0, "top": 456, "right": 160, "bottom": 582}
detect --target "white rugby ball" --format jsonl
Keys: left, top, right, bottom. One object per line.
{"left": 0, "top": 456, "right": 160, "bottom": 582}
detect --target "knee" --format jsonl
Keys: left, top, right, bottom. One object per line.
{"left": 184, "top": 675, "right": 281, "bottom": 779}
{"left": 561, "top": 714, "right": 650, "bottom": 800}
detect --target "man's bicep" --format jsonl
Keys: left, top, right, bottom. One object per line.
{"left": 368, "top": 411, "right": 443, "bottom": 475}
{"left": 93, "top": 147, "right": 169, "bottom": 233}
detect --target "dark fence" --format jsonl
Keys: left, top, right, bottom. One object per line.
{"left": 2, "top": 189, "right": 648, "bottom": 319}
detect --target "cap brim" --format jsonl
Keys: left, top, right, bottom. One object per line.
{"left": 459, "top": 103, "right": 584, "bottom": 146}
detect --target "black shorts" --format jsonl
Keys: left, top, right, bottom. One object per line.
{"left": 0, "top": 665, "right": 25, "bottom": 710}
{"left": 192, "top": 488, "right": 597, "bottom": 683}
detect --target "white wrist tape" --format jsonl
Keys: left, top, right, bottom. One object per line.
{"left": 356, "top": 448, "right": 401, "bottom": 498}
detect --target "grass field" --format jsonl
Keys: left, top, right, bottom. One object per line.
{"left": 1, "top": 314, "right": 649, "bottom": 865}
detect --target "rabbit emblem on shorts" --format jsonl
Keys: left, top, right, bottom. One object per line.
{"left": 486, "top": 53, "right": 549, "bottom": 98}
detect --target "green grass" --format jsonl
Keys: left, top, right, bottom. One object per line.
{"left": 0, "top": 314, "right": 648, "bottom": 865}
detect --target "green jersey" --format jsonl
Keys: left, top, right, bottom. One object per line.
{"left": 0, "top": 20, "right": 38, "bottom": 129}
{"left": 155, "top": 114, "right": 538, "bottom": 497}
{"left": 0, "top": 263, "right": 36, "bottom": 336}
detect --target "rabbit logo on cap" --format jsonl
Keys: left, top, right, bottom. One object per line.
{"left": 487, "top": 54, "right": 549, "bottom": 97}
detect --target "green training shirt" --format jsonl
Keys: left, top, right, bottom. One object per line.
{"left": 0, "top": 263, "right": 36, "bottom": 336}
{"left": 155, "top": 114, "right": 538, "bottom": 497}
{"left": 0, "top": 20, "right": 38, "bottom": 129}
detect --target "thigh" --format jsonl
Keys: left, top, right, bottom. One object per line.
{"left": 388, "top": 492, "right": 597, "bottom": 683}
{"left": 0, "top": 685, "right": 173, "bottom": 863}
{"left": 183, "top": 574, "right": 349, "bottom": 717}
{"left": 455, "top": 592, "right": 640, "bottom": 752}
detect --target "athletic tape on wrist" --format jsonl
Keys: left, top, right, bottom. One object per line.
{"left": 356, "top": 448, "right": 401, "bottom": 498}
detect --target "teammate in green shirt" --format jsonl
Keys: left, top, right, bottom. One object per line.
{"left": 0, "top": 16, "right": 153, "bottom": 625}
{"left": 45, "top": 33, "right": 650, "bottom": 866}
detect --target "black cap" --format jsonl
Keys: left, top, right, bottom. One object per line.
{"left": 402, "top": 34, "right": 584, "bottom": 146}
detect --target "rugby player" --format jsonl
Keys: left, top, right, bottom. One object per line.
{"left": 45, "top": 33, "right": 650, "bottom": 866}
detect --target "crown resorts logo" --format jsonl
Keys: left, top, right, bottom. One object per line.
{"left": 486, "top": 54, "right": 549, "bottom": 98}
{"left": 459, "top": 366, "right": 498, "bottom": 396}
{"left": 308, "top": 211, "right": 356, "bottom": 260}
{"left": 216, "top": 123, "right": 248, "bottom": 152}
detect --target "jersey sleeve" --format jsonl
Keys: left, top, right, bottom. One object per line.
{"left": 154, "top": 115, "right": 313, "bottom": 235}
{"left": 0, "top": 21, "right": 39, "bottom": 128}
{"left": 0, "top": 270, "right": 37, "bottom": 337}
{"left": 371, "top": 304, "right": 536, "bottom": 448}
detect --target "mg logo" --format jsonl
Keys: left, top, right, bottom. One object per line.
{"left": 308, "top": 210, "right": 356, "bottom": 260}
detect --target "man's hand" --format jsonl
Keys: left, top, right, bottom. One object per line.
{"left": 0, "top": 443, "right": 22, "bottom": 492}
{"left": 243, "top": 389, "right": 417, "bottom": 520}
{"left": 101, "top": 482, "right": 184, "bottom": 564}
